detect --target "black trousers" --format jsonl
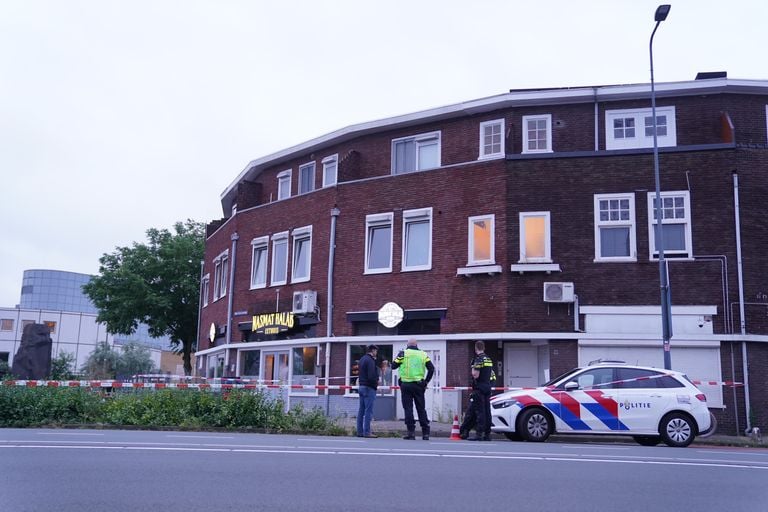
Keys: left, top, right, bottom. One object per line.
{"left": 400, "top": 381, "right": 429, "bottom": 431}
{"left": 460, "top": 390, "right": 480, "bottom": 434}
{"left": 475, "top": 384, "right": 491, "bottom": 435}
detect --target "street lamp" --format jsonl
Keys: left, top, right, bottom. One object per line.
{"left": 650, "top": 4, "right": 672, "bottom": 370}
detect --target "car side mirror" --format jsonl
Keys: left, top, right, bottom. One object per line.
{"left": 564, "top": 381, "right": 579, "bottom": 391}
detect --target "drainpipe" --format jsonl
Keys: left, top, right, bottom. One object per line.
{"left": 194, "top": 260, "right": 204, "bottom": 376}
{"left": 326, "top": 207, "right": 340, "bottom": 414}
{"left": 593, "top": 88, "right": 599, "bottom": 151}
{"left": 732, "top": 172, "right": 751, "bottom": 433}
{"left": 225, "top": 232, "right": 239, "bottom": 376}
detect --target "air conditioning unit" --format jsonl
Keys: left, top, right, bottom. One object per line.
{"left": 292, "top": 290, "right": 317, "bottom": 314}
{"left": 543, "top": 282, "right": 575, "bottom": 303}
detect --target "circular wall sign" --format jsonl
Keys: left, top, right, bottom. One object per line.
{"left": 209, "top": 322, "right": 216, "bottom": 342}
{"left": 378, "top": 302, "right": 404, "bottom": 328}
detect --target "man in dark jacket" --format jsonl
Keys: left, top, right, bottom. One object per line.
{"left": 356, "top": 344, "right": 379, "bottom": 438}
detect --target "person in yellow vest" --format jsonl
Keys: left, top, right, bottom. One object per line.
{"left": 392, "top": 338, "right": 435, "bottom": 440}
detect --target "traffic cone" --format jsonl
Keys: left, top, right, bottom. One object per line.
{"left": 450, "top": 414, "right": 462, "bottom": 441}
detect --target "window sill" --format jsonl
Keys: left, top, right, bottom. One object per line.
{"left": 510, "top": 263, "right": 561, "bottom": 274}
{"left": 457, "top": 265, "right": 503, "bottom": 276}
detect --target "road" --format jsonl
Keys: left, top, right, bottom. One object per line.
{"left": 1, "top": 428, "right": 766, "bottom": 512}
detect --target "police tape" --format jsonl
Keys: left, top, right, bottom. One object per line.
{"left": 1, "top": 379, "right": 743, "bottom": 391}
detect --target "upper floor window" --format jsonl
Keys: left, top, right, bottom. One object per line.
{"left": 647, "top": 191, "right": 692, "bottom": 259}
{"left": 270, "top": 232, "right": 289, "bottom": 286}
{"left": 291, "top": 226, "right": 312, "bottom": 283}
{"left": 468, "top": 214, "right": 495, "bottom": 266}
{"left": 213, "top": 250, "right": 229, "bottom": 300}
{"left": 392, "top": 131, "right": 441, "bottom": 174}
{"left": 519, "top": 212, "right": 551, "bottom": 263}
{"left": 479, "top": 119, "right": 504, "bottom": 159}
{"left": 365, "top": 213, "right": 393, "bottom": 274}
{"left": 277, "top": 170, "right": 291, "bottom": 200}
{"left": 402, "top": 208, "right": 432, "bottom": 272}
{"left": 594, "top": 193, "right": 636, "bottom": 262}
{"left": 298, "top": 162, "right": 315, "bottom": 194}
{"left": 0, "top": 319, "right": 13, "bottom": 331}
{"left": 201, "top": 274, "right": 210, "bottom": 307}
{"left": 522, "top": 114, "right": 552, "bottom": 153}
{"left": 322, "top": 154, "right": 338, "bottom": 187}
{"left": 250, "top": 236, "right": 269, "bottom": 289}
{"left": 605, "top": 106, "right": 677, "bottom": 150}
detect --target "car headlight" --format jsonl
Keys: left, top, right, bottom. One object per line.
{"left": 492, "top": 398, "right": 517, "bottom": 409}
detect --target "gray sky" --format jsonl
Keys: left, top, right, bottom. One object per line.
{"left": 1, "top": 0, "right": 765, "bottom": 308}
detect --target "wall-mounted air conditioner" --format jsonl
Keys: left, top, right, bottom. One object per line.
{"left": 292, "top": 290, "right": 317, "bottom": 314}
{"left": 543, "top": 282, "right": 575, "bottom": 303}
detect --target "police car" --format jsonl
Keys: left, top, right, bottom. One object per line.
{"left": 490, "top": 361, "right": 713, "bottom": 447}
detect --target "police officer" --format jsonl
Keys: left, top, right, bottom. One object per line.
{"left": 392, "top": 338, "right": 435, "bottom": 440}
{"left": 468, "top": 340, "right": 494, "bottom": 441}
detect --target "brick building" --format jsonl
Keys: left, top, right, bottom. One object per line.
{"left": 197, "top": 74, "right": 768, "bottom": 435}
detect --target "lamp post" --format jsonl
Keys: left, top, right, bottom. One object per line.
{"left": 650, "top": 4, "right": 672, "bottom": 370}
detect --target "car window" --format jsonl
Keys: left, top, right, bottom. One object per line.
{"left": 616, "top": 368, "right": 684, "bottom": 388}
{"left": 568, "top": 368, "right": 615, "bottom": 390}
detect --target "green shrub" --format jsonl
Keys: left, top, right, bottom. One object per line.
{"left": 0, "top": 386, "right": 104, "bottom": 427}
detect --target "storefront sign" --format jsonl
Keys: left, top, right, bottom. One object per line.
{"left": 252, "top": 312, "right": 295, "bottom": 335}
{"left": 378, "top": 302, "right": 404, "bottom": 328}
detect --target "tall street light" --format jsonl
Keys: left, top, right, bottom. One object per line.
{"left": 650, "top": 4, "right": 672, "bottom": 370}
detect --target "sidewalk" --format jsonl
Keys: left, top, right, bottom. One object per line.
{"left": 341, "top": 418, "right": 766, "bottom": 448}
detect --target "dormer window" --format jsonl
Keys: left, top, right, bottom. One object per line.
{"left": 391, "top": 131, "right": 441, "bottom": 174}
{"left": 606, "top": 107, "right": 677, "bottom": 150}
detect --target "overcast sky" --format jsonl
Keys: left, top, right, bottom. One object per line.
{"left": 1, "top": 0, "right": 765, "bottom": 308}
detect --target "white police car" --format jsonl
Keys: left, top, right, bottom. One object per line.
{"left": 490, "top": 362, "right": 713, "bottom": 447}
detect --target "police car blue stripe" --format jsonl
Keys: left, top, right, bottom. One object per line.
{"left": 544, "top": 403, "right": 592, "bottom": 431}
{"left": 582, "top": 403, "right": 630, "bottom": 431}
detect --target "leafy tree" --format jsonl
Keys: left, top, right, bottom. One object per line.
{"left": 83, "top": 220, "right": 204, "bottom": 375}
{"left": 81, "top": 341, "right": 119, "bottom": 379}
{"left": 116, "top": 341, "right": 156, "bottom": 378}
{"left": 50, "top": 351, "right": 77, "bottom": 380}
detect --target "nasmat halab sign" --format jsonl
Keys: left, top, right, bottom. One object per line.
{"left": 252, "top": 312, "right": 295, "bottom": 335}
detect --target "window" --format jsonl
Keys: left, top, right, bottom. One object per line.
{"left": 277, "top": 170, "right": 291, "bottom": 200}
{"left": 322, "top": 154, "right": 338, "bottom": 187}
{"left": 605, "top": 107, "right": 677, "bottom": 150}
{"left": 519, "top": 212, "right": 551, "bottom": 262}
{"left": 240, "top": 350, "right": 260, "bottom": 377}
{"left": 201, "top": 274, "right": 210, "bottom": 307}
{"left": 213, "top": 250, "right": 229, "bottom": 300}
{"left": 291, "top": 226, "right": 312, "bottom": 283}
{"left": 250, "top": 236, "right": 269, "bottom": 289}
{"left": 479, "top": 119, "right": 504, "bottom": 158}
{"left": 647, "top": 191, "right": 692, "bottom": 258}
{"left": 468, "top": 214, "right": 495, "bottom": 265}
{"left": 402, "top": 208, "right": 432, "bottom": 272}
{"left": 270, "top": 232, "right": 289, "bottom": 285}
{"left": 365, "top": 213, "right": 393, "bottom": 274}
{"left": 291, "top": 346, "right": 318, "bottom": 393}
{"left": 298, "top": 162, "right": 315, "bottom": 194}
{"left": 44, "top": 321, "right": 56, "bottom": 334}
{"left": 594, "top": 194, "right": 636, "bottom": 261}
{"left": 522, "top": 114, "right": 552, "bottom": 153}
{"left": 391, "top": 131, "right": 441, "bottom": 174}
{"left": 348, "top": 344, "right": 394, "bottom": 395}
{"left": 1, "top": 319, "right": 14, "bottom": 331}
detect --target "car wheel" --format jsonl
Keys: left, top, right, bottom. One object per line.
{"left": 633, "top": 435, "right": 661, "bottom": 446}
{"left": 660, "top": 412, "right": 696, "bottom": 447}
{"left": 518, "top": 407, "right": 553, "bottom": 442}
{"left": 504, "top": 432, "right": 522, "bottom": 441}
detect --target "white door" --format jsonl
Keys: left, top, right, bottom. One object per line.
{"left": 504, "top": 346, "right": 538, "bottom": 388}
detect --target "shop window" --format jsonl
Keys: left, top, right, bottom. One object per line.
{"left": 291, "top": 346, "right": 318, "bottom": 393}
{"left": 348, "top": 343, "right": 394, "bottom": 395}
{"left": 240, "top": 350, "right": 261, "bottom": 377}
{"left": 0, "top": 319, "right": 13, "bottom": 331}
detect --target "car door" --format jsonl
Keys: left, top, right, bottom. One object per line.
{"left": 616, "top": 368, "right": 674, "bottom": 433}
{"left": 553, "top": 367, "right": 619, "bottom": 433}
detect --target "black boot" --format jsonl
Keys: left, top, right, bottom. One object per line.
{"left": 403, "top": 429, "right": 416, "bottom": 440}
{"left": 459, "top": 429, "right": 469, "bottom": 440}
{"left": 422, "top": 426, "right": 430, "bottom": 441}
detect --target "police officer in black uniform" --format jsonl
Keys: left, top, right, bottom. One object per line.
{"left": 467, "top": 340, "right": 494, "bottom": 441}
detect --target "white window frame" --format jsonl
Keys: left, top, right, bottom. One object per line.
{"left": 401, "top": 207, "right": 433, "bottom": 272}
{"left": 213, "top": 250, "right": 229, "bottom": 300}
{"left": 519, "top": 211, "right": 552, "bottom": 263}
{"left": 201, "top": 274, "right": 210, "bottom": 307}
{"left": 291, "top": 225, "right": 313, "bottom": 284}
{"left": 522, "top": 114, "right": 553, "bottom": 154}
{"left": 298, "top": 162, "right": 315, "bottom": 195}
{"left": 322, "top": 154, "right": 338, "bottom": 187}
{"left": 364, "top": 212, "right": 393, "bottom": 274}
{"left": 468, "top": 214, "right": 495, "bottom": 266}
{"left": 277, "top": 169, "right": 292, "bottom": 200}
{"left": 250, "top": 236, "right": 269, "bottom": 289}
{"left": 270, "top": 231, "right": 289, "bottom": 286}
{"left": 391, "top": 131, "right": 441, "bottom": 174}
{"left": 605, "top": 106, "right": 677, "bottom": 150}
{"left": 594, "top": 193, "right": 637, "bottom": 262}
{"left": 479, "top": 119, "right": 505, "bottom": 159}
{"left": 646, "top": 191, "right": 693, "bottom": 259}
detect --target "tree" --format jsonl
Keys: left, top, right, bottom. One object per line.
{"left": 81, "top": 341, "right": 119, "bottom": 379}
{"left": 116, "top": 341, "right": 156, "bottom": 378}
{"left": 50, "top": 351, "right": 76, "bottom": 380}
{"left": 83, "top": 220, "right": 204, "bottom": 375}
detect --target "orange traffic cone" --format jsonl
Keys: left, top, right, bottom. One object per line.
{"left": 450, "top": 414, "right": 462, "bottom": 441}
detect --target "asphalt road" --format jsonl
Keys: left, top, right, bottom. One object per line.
{"left": 1, "top": 428, "right": 767, "bottom": 512}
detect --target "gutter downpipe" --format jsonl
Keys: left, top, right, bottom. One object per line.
{"left": 733, "top": 172, "right": 751, "bottom": 433}
{"left": 593, "top": 88, "right": 599, "bottom": 152}
{"left": 225, "top": 232, "right": 239, "bottom": 377}
{"left": 194, "top": 260, "right": 204, "bottom": 376}
{"left": 326, "top": 207, "right": 340, "bottom": 414}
